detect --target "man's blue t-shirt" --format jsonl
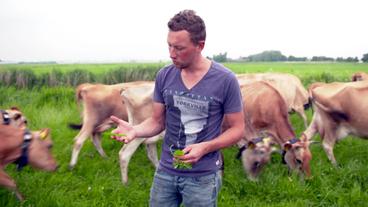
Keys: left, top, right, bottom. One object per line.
{"left": 153, "top": 61, "right": 243, "bottom": 176}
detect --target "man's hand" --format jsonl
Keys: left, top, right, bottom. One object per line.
{"left": 110, "top": 115, "right": 136, "bottom": 143}
{"left": 180, "top": 142, "right": 211, "bottom": 164}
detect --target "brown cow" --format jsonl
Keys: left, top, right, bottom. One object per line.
{"left": 68, "top": 81, "right": 158, "bottom": 172}
{"left": 351, "top": 71, "right": 368, "bottom": 81}
{"left": 0, "top": 125, "right": 57, "bottom": 200}
{"left": 1, "top": 107, "right": 27, "bottom": 129}
{"left": 235, "top": 81, "right": 311, "bottom": 180}
{"left": 301, "top": 80, "right": 368, "bottom": 165}
{"left": 236, "top": 73, "right": 310, "bottom": 128}
{"left": 119, "top": 80, "right": 311, "bottom": 182}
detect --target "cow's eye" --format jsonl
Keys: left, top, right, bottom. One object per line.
{"left": 13, "top": 114, "right": 21, "bottom": 120}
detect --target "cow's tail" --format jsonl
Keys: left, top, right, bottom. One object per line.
{"left": 68, "top": 123, "right": 83, "bottom": 130}
{"left": 304, "top": 96, "right": 313, "bottom": 114}
{"left": 303, "top": 96, "right": 312, "bottom": 110}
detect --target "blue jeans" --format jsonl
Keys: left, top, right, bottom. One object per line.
{"left": 149, "top": 169, "right": 222, "bottom": 207}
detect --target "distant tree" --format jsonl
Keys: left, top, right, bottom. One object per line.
{"left": 212, "top": 52, "right": 228, "bottom": 62}
{"left": 362, "top": 53, "right": 368, "bottom": 63}
{"left": 247, "top": 50, "right": 287, "bottom": 62}
{"left": 336, "top": 57, "right": 359, "bottom": 62}
{"left": 288, "top": 55, "right": 308, "bottom": 61}
{"left": 311, "top": 56, "right": 334, "bottom": 62}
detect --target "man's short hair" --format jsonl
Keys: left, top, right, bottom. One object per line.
{"left": 168, "top": 10, "right": 206, "bottom": 45}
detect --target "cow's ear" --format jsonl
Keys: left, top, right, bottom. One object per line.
{"left": 10, "top": 106, "right": 20, "bottom": 111}
{"left": 39, "top": 128, "right": 50, "bottom": 140}
{"left": 248, "top": 141, "right": 256, "bottom": 149}
{"left": 283, "top": 143, "right": 292, "bottom": 151}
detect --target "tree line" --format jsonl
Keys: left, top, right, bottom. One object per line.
{"left": 211, "top": 51, "right": 368, "bottom": 63}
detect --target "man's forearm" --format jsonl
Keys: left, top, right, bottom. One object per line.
{"left": 203, "top": 125, "right": 244, "bottom": 154}
{"left": 133, "top": 117, "right": 165, "bottom": 138}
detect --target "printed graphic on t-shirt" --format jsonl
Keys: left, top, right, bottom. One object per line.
{"left": 173, "top": 94, "right": 209, "bottom": 146}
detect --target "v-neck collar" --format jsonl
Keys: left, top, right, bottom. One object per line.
{"left": 178, "top": 61, "right": 213, "bottom": 91}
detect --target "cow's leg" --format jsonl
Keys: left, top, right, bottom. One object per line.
{"left": 69, "top": 126, "right": 93, "bottom": 169}
{"left": 92, "top": 132, "right": 107, "bottom": 157}
{"left": 322, "top": 136, "right": 337, "bottom": 165}
{"left": 119, "top": 138, "right": 145, "bottom": 184}
{"left": 145, "top": 142, "right": 159, "bottom": 168}
{"left": 0, "top": 170, "right": 23, "bottom": 201}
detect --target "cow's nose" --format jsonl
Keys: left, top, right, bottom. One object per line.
{"left": 252, "top": 161, "right": 260, "bottom": 170}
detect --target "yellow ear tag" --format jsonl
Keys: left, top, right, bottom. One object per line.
{"left": 40, "top": 130, "right": 48, "bottom": 140}
{"left": 263, "top": 137, "right": 271, "bottom": 144}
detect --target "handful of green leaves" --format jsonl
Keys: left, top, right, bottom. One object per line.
{"left": 110, "top": 133, "right": 126, "bottom": 137}
{"left": 173, "top": 149, "right": 192, "bottom": 169}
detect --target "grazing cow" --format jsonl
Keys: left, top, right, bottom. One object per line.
{"left": 351, "top": 71, "right": 368, "bottom": 81}
{"left": 301, "top": 80, "right": 368, "bottom": 165}
{"left": 0, "top": 125, "right": 57, "bottom": 201}
{"left": 1, "top": 107, "right": 27, "bottom": 129}
{"left": 234, "top": 81, "right": 311, "bottom": 180}
{"left": 117, "top": 82, "right": 162, "bottom": 184}
{"left": 69, "top": 81, "right": 152, "bottom": 169}
{"left": 236, "top": 73, "right": 310, "bottom": 128}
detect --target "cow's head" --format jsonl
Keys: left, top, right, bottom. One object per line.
{"left": 351, "top": 72, "right": 368, "bottom": 82}
{"left": 283, "top": 137, "right": 312, "bottom": 177}
{"left": 239, "top": 136, "right": 277, "bottom": 181}
{"left": 28, "top": 128, "right": 58, "bottom": 171}
{"left": 1, "top": 107, "right": 28, "bottom": 129}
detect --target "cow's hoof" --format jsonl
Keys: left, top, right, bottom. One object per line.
{"left": 68, "top": 165, "right": 75, "bottom": 170}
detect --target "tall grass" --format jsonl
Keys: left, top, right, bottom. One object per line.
{"left": 0, "top": 62, "right": 366, "bottom": 88}
{"left": 0, "top": 63, "right": 368, "bottom": 206}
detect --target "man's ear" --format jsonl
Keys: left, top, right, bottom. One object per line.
{"left": 197, "top": 40, "right": 205, "bottom": 50}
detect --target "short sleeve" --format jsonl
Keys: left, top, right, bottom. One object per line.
{"left": 223, "top": 74, "right": 243, "bottom": 114}
{"left": 153, "top": 68, "right": 165, "bottom": 104}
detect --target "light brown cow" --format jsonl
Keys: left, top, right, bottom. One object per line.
{"left": 1, "top": 107, "right": 27, "bottom": 129}
{"left": 301, "top": 80, "right": 368, "bottom": 165}
{"left": 69, "top": 81, "right": 153, "bottom": 169}
{"left": 236, "top": 73, "right": 310, "bottom": 128}
{"left": 120, "top": 80, "right": 311, "bottom": 182}
{"left": 117, "top": 82, "right": 162, "bottom": 184}
{"left": 235, "top": 81, "right": 311, "bottom": 180}
{"left": 0, "top": 125, "right": 57, "bottom": 200}
{"left": 351, "top": 71, "right": 368, "bottom": 81}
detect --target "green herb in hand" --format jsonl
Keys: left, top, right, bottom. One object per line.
{"left": 107, "top": 132, "right": 126, "bottom": 138}
{"left": 109, "top": 133, "right": 126, "bottom": 137}
{"left": 173, "top": 149, "right": 192, "bottom": 169}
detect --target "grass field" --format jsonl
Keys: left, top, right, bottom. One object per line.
{"left": 1, "top": 62, "right": 368, "bottom": 206}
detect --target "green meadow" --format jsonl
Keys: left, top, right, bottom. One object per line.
{"left": 0, "top": 62, "right": 368, "bottom": 206}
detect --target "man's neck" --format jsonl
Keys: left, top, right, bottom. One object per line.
{"left": 182, "top": 56, "right": 211, "bottom": 75}
{"left": 180, "top": 57, "right": 212, "bottom": 90}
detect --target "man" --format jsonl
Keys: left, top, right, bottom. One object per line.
{"left": 111, "top": 10, "right": 244, "bottom": 207}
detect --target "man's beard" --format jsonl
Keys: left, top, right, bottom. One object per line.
{"left": 173, "top": 61, "right": 190, "bottom": 69}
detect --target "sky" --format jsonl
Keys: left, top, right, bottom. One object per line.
{"left": 0, "top": 0, "right": 367, "bottom": 62}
